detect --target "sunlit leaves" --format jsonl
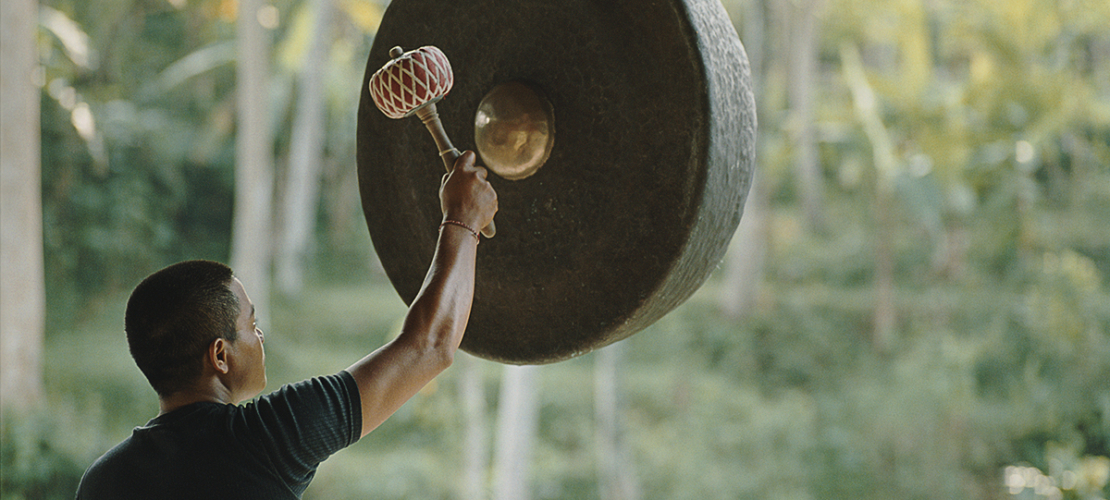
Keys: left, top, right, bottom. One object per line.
{"left": 39, "top": 5, "right": 95, "bottom": 70}
{"left": 336, "top": 0, "right": 381, "bottom": 35}
{"left": 1024, "top": 250, "right": 1103, "bottom": 341}
{"left": 141, "top": 41, "right": 236, "bottom": 97}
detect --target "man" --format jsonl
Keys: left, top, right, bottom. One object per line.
{"left": 76, "top": 151, "right": 498, "bottom": 499}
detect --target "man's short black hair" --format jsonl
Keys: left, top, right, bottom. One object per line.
{"left": 125, "top": 260, "right": 240, "bottom": 397}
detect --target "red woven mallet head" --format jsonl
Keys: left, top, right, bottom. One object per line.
{"left": 369, "top": 46, "right": 455, "bottom": 119}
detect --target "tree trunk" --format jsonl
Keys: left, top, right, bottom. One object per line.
{"left": 741, "top": 0, "right": 767, "bottom": 97}
{"left": 276, "top": 0, "right": 333, "bottom": 296}
{"left": 458, "top": 354, "right": 490, "bottom": 500}
{"left": 595, "top": 345, "right": 640, "bottom": 500}
{"left": 785, "top": 0, "right": 826, "bottom": 233}
{"left": 1, "top": 0, "right": 45, "bottom": 417}
{"left": 492, "top": 365, "right": 540, "bottom": 500}
{"left": 841, "top": 43, "right": 897, "bottom": 354}
{"left": 231, "top": 0, "right": 274, "bottom": 319}
{"left": 872, "top": 186, "right": 896, "bottom": 354}
{"left": 719, "top": 171, "right": 769, "bottom": 318}
{"left": 719, "top": 0, "right": 769, "bottom": 319}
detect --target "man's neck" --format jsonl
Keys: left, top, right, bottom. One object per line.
{"left": 159, "top": 378, "right": 236, "bottom": 415}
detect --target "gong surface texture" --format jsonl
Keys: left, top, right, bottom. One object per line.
{"left": 358, "top": 0, "right": 756, "bottom": 364}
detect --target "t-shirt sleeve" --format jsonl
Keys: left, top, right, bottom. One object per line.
{"left": 234, "top": 371, "right": 363, "bottom": 488}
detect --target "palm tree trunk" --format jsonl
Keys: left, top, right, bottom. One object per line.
{"left": 492, "top": 365, "right": 540, "bottom": 500}
{"left": 276, "top": 0, "right": 333, "bottom": 296}
{"left": 458, "top": 354, "right": 490, "bottom": 500}
{"left": 231, "top": 0, "right": 274, "bottom": 317}
{"left": 842, "top": 43, "right": 897, "bottom": 353}
{"left": 786, "top": 0, "right": 827, "bottom": 233}
{"left": 1, "top": 0, "right": 45, "bottom": 416}
{"left": 719, "top": 0, "right": 769, "bottom": 319}
{"left": 595, "top": 345, "right": 641, "bottom": 500}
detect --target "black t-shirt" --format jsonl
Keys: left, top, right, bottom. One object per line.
{"left": 75, "top": 371, "right": 362, "bottom": 499}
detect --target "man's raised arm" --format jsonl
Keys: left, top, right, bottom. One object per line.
{"left": 345, "top": 151, "right": 498, "bottom": 437}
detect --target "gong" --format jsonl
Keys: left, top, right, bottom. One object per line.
{"left": 357, "top": 0, "right": 756, "bottom": 364}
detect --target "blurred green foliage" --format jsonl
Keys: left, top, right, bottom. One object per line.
{"left": 8, "top": 0, "right": 1109, "bottom": 498}
{"left": 1, "top": 400, "right": 116, "bottom": 500}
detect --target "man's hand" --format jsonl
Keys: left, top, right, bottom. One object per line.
{"left": 440, "top": 151, "right": 498, "bottom": 234}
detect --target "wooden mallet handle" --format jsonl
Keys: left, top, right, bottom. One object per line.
{"left": 415, "top": 103, "right": 496, "bottom": 237}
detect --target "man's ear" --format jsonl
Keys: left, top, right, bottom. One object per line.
{"left": 208, "top": 338, "right": 231, "bottom": 374}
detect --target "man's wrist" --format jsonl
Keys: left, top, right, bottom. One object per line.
{"left": 440, "top": 220, "right": 481, "bottom": 242}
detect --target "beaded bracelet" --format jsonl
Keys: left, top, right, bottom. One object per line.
{"left": 440, "top": 220, "right": 480, "bottom": 241}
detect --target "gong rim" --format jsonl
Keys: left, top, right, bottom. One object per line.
{"left": 357, "top": 0, "right": 756, "bottom": 364}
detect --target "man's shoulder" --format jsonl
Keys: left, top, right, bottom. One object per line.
{"left": 75, "top": 405, "right": 233, "bottom": 497}
{"left": 74, "top": 409, "right": 280, "bottom": 500}
{"left": 75, "top": 432, "right": 142, "bottom": 499}
{"left": 75, "top": 372, "right": 360, "bottom": 499}
{"left": 244, "top": 371, "right": 360, "bottom": 423}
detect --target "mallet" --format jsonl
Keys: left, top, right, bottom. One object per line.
{"left": 368, "top": 45, "right": 496, "bottom": 238}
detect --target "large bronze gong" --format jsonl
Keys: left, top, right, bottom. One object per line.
{"left": 357, "top": 0, "right": 756, "bottom": 364}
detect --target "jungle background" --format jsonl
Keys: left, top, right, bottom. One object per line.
{"left": 2, "top": 0, "right": 1109, "bottom": 498}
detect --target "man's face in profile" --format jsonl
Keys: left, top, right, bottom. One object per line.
{"left": 227, "top": 278, "right": 267, "bottom": 402}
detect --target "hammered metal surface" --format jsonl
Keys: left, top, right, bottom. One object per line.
{"left": 474, "top": 81, "right": 555, "bottom": 181}
{"left": 357, "top": 0, "right": 756, "bottom": 364}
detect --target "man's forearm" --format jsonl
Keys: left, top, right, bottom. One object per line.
{"left": 346, "top": 225, "right": 479, "bottom": 436}
{"left": 401, "top": 224, "right": 480, "bottom": 360}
